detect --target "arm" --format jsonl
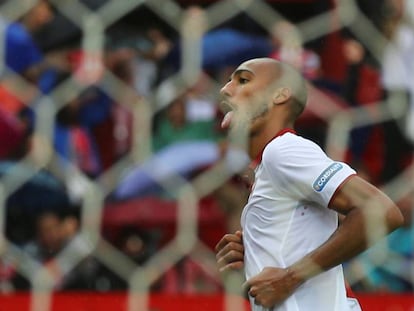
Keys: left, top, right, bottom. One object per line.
{"left": 23, "top": 51, "right": 71, "bottom": 83}
{"left": 245, "top": 175, "right": 404, "bottom": 308}
{"left": 290, "top": 175, "right": 403, "bottom": 280}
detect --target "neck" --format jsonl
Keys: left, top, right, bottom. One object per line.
{"left": 248, "top": 118, "right": 294, "bottom": 160}
{"left": 21, "top": 17, "right": 36, "bottom": 33}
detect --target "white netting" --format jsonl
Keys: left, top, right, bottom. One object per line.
{"left": 0, "top": 0, "right": 413, "bottom": 310}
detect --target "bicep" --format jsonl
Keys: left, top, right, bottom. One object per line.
{"left": 328, "top": 174, "right": 403, "bottom": 248}
{"left": 329, "top": 175, "right": 390, "bottom": 215}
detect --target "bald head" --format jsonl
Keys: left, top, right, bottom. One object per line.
{"left": 240, "top": 58, "right": 307, "bottom": 119}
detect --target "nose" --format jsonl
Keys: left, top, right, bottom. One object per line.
{"left": 220, "top": 81, "right": 233, "bottom": 97}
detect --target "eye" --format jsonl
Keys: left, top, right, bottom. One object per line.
{"left": 239, "top": 77, "right": 249, "bottom": 84}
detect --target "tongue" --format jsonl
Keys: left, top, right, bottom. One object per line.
{"left": 221, "top": 111, "right": 234, "bottom": 129}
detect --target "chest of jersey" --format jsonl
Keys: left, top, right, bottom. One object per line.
{"left": 241, "top": 162, "right": 338, "bottom": 269}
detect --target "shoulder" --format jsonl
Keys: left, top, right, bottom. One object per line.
{"left": 261, "top": 133, "right": 332, "bottom": 178}
{"left": 263, "top": 133, "right": 326, "bottom": 164}
{"left": 6, "top": 22, "right": 31, "bottom": 42}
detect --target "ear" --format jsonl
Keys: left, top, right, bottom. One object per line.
{"left": 272, "top": 87, "right": 291, "bottom": 105}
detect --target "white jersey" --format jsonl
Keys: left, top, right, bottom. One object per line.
{"left": 241, "top": 131, "right": 357, "bottom": 311}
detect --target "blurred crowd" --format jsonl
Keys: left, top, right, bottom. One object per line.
{"left": 0, "top": 0, "right": 413, "bottom": 295}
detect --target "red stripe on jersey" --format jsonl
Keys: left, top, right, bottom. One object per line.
{"left": 250, "top": 128, "right": 297, "bottom": 169}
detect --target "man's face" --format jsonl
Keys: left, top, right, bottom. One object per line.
{"left": 220, "top": 60, "right": 277, "bottom": 135}
{"left": 37, "top": 213, "right": 63, "bottom": 254}
{"left": 27, "top": 1, "right": 53, "bottom": 29}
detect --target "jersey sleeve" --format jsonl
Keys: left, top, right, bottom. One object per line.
{"left": 262, "top": 135, "right": 356, "bottom": 208}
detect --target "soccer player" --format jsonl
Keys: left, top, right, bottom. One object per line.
{"left": 215, "top": 58, "right": 403, "bottom": 310}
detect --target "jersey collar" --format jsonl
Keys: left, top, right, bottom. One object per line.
{"left": 250, "top": 128, "right": 297, "bottom": 169}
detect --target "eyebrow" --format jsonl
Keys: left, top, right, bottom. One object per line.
{"left": 231, "top": 68, "right": 255, "bottom": 79}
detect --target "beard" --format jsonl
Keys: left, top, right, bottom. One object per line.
{"left": 250, "top": 103, "right": 270, "bottom": 122}
{"left": 246, "top": 98, "right": 272, "bottom": 136}
{"left": 221, "top": 98, "right": 271, "bottom": 130}
{"left": 228, "top": 104, "right": 271, "bottom": 151}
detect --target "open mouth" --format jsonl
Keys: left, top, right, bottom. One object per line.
{"left": 221, "top": 111, "right": 234, "bottom": 129}
{"left": 219, "top": 100, "right": 234, "bottom": 130}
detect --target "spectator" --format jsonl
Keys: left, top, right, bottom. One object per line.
{"left": 269, "top": 20, "right": 321, "bottom": 81}
{"left": 380, "top": 0, "right": 414, "bottom": 182}
{"left": 0, "top": 107, "right": 27, "bottom": 160}
{"left": 110, "top": 80, "right": 249, "bottom": 232}
{"left": 3, "top": 0, "right": 53, "bottom": 84}
{"left": 11, "top": 205, "right": 122, "bottom": 291}
{"left": 4, "top": 209, "right": 67, "bottom": 291}
{"left": 111, "top": 89, "right": 224, "bottom": 200}
{"left": 22, "top": 209, "right": 65, "bottom": 263}
{"left": 86, "top": 226, "right": 161, "bottom": 292}
{"left": 54, "top": 82, "right": 103, "bottom": 178}
{"left": 2, "top": 0, "right": 70, "bottom": 96}
{"left": 152, "top": 92, "right": 222, "bottom": 152}
{"left": 139, "top": 9, "right": 272, "bottom": 82}
{"left": 0, "top": 0, "right": 71, "bottom": 164}
{"left": 340, "top": 36, "right": 384, "bottom": 183}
